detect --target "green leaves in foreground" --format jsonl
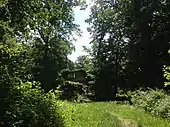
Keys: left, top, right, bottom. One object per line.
{"left": 1, "top": 79, "right": 64, "bottom": 127}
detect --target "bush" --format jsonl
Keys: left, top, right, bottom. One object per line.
{"left": 123, "top": 88, "right": 170, "bottom": 119}
{"left": 0, "top": 37, "right": 66, "bottom": 126}
{"left": 1, "top": 78, "right": 64, "bottom": 127}
{"left": 152, "top": 96, "right": 170, "bottom": 118}
{"left": 115, "top": 65, "right": 170, "bottom": 119}
{"left": 59, "top": 81, "right": 87, "bottom": 101}
{"left": 130, "top": 88, "right": 165, "bottom": 112}
{"left": 119, "top": 65, "right": 170, "bottom": 119}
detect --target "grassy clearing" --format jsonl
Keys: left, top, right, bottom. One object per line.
{"left": 60, "top": 102, "right": 170, "bottom": 127}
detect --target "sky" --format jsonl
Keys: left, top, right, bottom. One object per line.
{"left": 68, "top": 0, "right": 92, "bottom": 62}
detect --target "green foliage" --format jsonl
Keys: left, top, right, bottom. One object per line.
{"left": 75, "top": 55, "right": 93, "bottom": 72}
{"left": 0, "top": 24, "right": 68, "bottom": 127}
{"left": 152, "top": 96, "right": 170, "bottom": 118}
{"left": 163, "top": 65, "right": 170, "bottom": 87}
{"left": 9, "top": 80, "right": 64, "bottom": 127}
{"left": 116, "top": 66, "right": 170, "bottom": 119}
{"left": 0, "top": 0, "right": 81, "bottom": 39}
{"left": 31, "top": 37, "right": 73, "bottom": 91}
{"left": 0, "top": 77, "right": 64, "bottom": 126}
{"left": 59, "top": 81, "right": 87, "bottom": 101}
{"left": 87, "top": 0, "right": 170, "bottom": 94}
{"left": 0, "top": 35, "right": 32, "bottom": 80}
{"left": 0, "top": 34, "right": 65, "bottom": 126}
{"left": 86, "top": 0, "right": 130, "bottom": 100}
{"left": 130, "top": 89, "right": 165, "bottom": 112}
{"left": 0, "top": 0, "right": 82, "bottom": 92}
{"left": 0, "top": 0, "right": 91, "bottom": 126}
{"left": 123, "top": 88, "right": 170, "bottom": 119}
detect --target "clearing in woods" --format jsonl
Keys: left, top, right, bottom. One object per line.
{"left": 61, "top": 102, "right": 170, "bottom": 127}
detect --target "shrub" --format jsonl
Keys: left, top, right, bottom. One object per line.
{"left": 59, "top": 81, "right": 87, "bottom": 101}
{"left": 122, "top": 88, "right": 170, "bottom": 119}
{"left": 0, "top": 37, "right": 66, "bottom": 126}
{"left": 1, "top": 78, "right": 64, "bottom": 127}
{"left": 130, "top": 88, "right": 165, "bottom": 112}
{"left": 152, "top": 96, "right": 170, "bottom": 118}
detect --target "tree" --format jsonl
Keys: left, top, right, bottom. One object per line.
{"left": 118, "top": 0, "right": 170, "bottom": 88}
{"left": 75, "top": 55, "right": 93, "bottom": 72}
{"left": 86, "top": 0, "right": 128, "bottom": 100}
{"left": 87, "top": 0, "right": 170, "bottom": 100}
{"left": 0, "top": 1, "right": 88, "bottom": 124}
{"left": 0, "top": 0, "right": 83, "bottom": 91}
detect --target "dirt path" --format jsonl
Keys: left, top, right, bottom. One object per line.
{"left": 119, "top": 117, "right": 139, "bottom": 127}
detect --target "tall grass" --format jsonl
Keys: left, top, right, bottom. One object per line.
{"left": 61, "top": 102, "right": 170, "bottom": 127}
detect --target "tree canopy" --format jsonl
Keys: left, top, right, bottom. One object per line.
{"left": 86, "top": 0, "right": 170, "bottom": 100}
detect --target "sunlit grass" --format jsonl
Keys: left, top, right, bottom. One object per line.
{"left": 61, "top": 102, "right": 170, "bottom": 127}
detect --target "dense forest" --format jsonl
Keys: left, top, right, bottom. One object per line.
{"left": 1, "top": 0, "right": 170, "bottom": 126}
{"left": 86, "top": 0, "right": 170, "bottom": 100}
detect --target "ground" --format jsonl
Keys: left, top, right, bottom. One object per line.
{"left": 60, "top": 102, "right": 170, "bottom": 127}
